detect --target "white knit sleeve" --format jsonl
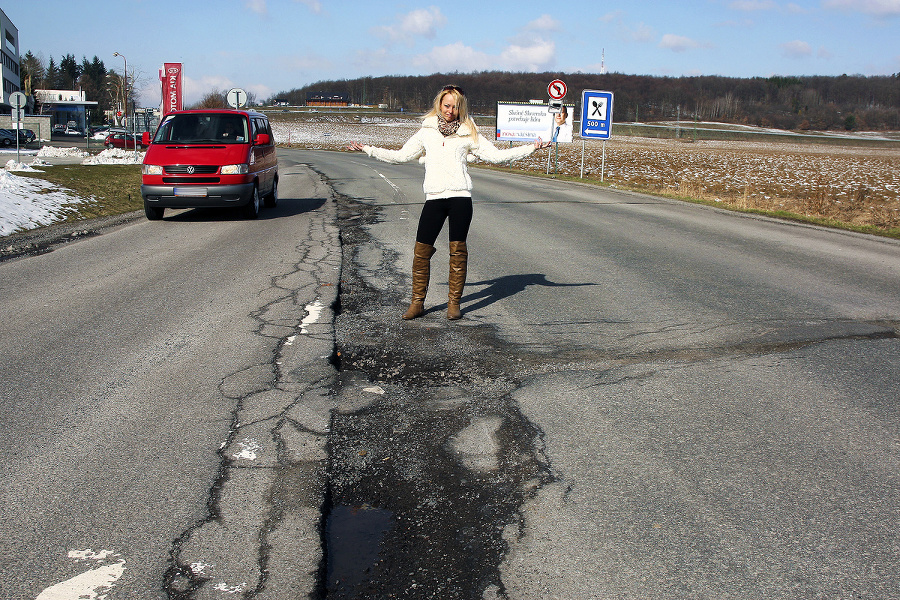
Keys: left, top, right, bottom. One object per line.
{"left": 364, "top": 133, "right": 425, "bottom": 164}
{"left": 471, "top": 134, "right": 536, "bottom": 164}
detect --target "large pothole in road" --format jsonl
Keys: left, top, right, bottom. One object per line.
{"left": 325, "top": 195, "right": 553, "bottom": 599}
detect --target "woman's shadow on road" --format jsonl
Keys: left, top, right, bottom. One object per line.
{"left": 441, "top": 273, "right": 597, "bottom": 314}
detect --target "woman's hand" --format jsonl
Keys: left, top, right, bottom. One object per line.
{"left": 348, "top": 142, "right": 365, "bottom": 151}
{"left": 534, "top": 138, "right": 551, "bottom": 149}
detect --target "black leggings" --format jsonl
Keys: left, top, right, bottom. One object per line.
{"left": 415, "top": 197, "right": 473, "bottom": 245}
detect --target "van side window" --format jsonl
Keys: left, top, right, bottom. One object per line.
{"left": 252, "top": 117, "right": 273, "bottom": 144}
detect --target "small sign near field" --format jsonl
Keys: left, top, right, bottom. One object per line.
{"left": 580, "top": 90, "right": 614, "bottom": 140}
{"left": 548, "top": 80, "right": 567, "bottom": 100}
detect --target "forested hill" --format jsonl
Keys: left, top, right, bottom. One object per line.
{"left": 275, "top": 71, "right": 900, "bottom": 132}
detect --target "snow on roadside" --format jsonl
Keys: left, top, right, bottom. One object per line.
{"left": 81, "top": 148, "right": 145, "bottom": 165}
{"left": 1, "top": 147, "right": 145, "bottom": 237}
{"left": 0, "top": 168, "right": 89, "bottom": 237}
{"left": 36, "top": 146, "right": 89, "bottom": 159}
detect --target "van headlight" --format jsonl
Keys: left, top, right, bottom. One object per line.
{"left": 221, "top": 164, "right": 249, "bottom": 175}
{"left": 142, "top": 164, "right": 163, "bottom": 175}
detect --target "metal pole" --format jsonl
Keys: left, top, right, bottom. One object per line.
{"left": 601, "top": 141, "right": 606, "bottom": 183}
{"left": 114, "top": 52, "right": 130, "bottom": 152}
{"left": 580, "top": 140, "right": 585, "bottom": 179}
{"left": 554, "top": 142, "right": 558, "bottom": 176}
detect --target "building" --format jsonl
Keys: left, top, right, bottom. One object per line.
{"left": 1, "top": 7, "right": 22, "bottom": 110}
{"left": 35, "top": 89, "right": 98, "bottom": 134}
{"left": 306, "top": 92, "right": 349, "bottom": 107}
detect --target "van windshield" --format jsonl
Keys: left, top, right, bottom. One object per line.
{"left": 154, "top": 113, "right": 248, "bottom": 144}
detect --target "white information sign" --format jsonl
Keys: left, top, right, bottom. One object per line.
{"left": 496, "top": 102, "right": 574, "bottom": 143}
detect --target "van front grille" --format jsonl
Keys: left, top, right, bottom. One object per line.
{"left": 165, "top": 165, "right": 219, "bottom": 175}
{"left": 163, "top": 177, "right": 220, "bottom": 184}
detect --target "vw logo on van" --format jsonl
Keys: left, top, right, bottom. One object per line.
{"left": 186, "top": 166, "right": 195, "bottom": 174}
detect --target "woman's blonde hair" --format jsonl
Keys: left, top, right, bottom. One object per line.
{"left": 425, "top": 85, "right": 478, "bottom": 140}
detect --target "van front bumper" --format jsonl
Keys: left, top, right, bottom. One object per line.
{"left": 141, "top": 183, "right": 255, "bottom": 208}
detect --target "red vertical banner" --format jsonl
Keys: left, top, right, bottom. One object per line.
{"left": 160, "top": 63, "right": 183, "bottom": 114}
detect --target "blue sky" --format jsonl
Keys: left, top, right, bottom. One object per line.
{"left": 7, "top": 0, "right": 900, "bottom": 107}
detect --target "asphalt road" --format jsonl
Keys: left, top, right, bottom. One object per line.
{"left": 309, "top": 148, "right": 900, "bottom": 600}
{"left": 1, "top": 147, "right": 899, "bottom": 599}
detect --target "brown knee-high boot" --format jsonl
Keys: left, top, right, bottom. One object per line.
{"left": 403, "top": 241, "right": 436, "bottom": 320}
{"left": 447, "top": 241, "right": 468, "bottom": 320}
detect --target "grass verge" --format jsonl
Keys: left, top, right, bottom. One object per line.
{"left": 17, "top": 164, "right": 143, "bottom": 222}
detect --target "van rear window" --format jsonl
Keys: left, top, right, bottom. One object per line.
{"left": 155, "top": 113, "right": 248, "bottom": 144}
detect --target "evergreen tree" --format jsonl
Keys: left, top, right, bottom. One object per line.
{"left": 59, "top": 54, "right": 80, "bottom": 89}
{"left": 80, "top": 55, "right": 108, "bottom": 117}
{"left": 45, "top": 57, "right": 60, "bottom": 89}
{"left": 20, "top": 51, "right": 45, "bottom": 94}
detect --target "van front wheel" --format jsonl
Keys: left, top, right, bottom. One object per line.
{"left": 244, "top": 186, "right": 260, "bottom": 219}
{"left": 145, "top": 202, "right": 164, "bottom": 220}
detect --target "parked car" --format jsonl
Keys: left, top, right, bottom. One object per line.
{"left": 90, "top": 125, "right": 111, "bottom": 138}
{"left": 141, "top": 109, "right": 278, "bottom": 220}
{"left": 0, "top": 129, "right": 17, "bottom": 146}
{"left": 17, "top": 129, "right": 37, "bottom": 144}
{"left": 104, "top": 132, "right": 147, "bottom": 149}
{"left": 52, "top": 124, "right": 66, "bottom": 134}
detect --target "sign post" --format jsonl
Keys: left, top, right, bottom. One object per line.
{"left": 547, "top": 80, "right": 567, "bottom": 175}
{"left": 227, "top": 88, "right": 248, "bottom": 109}
{"left": 579, "top": 90, "right": 614, "bottom": 180}
{"left": 10, "top": 92, "right": 26, "bottom": 164}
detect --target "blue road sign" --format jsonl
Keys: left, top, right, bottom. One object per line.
{"left": 581, "top": 90, "right": 614, "bottom": 139}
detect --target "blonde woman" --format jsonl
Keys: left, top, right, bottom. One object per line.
{"left": 349, "top": 85, "right": 549, "bottom": 320}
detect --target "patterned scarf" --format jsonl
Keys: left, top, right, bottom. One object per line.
{"left": 437, "top": 113, "right": 461, "bottom": 137}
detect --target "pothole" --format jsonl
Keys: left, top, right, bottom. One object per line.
{"left": 323, "top": 193, "right": 554, "bottom": 598}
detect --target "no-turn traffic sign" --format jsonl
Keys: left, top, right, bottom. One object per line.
{"left": 548, "top": 79, "right": 567, "bottom": 100}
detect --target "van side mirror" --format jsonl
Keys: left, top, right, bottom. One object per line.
{"left": 253, "top": 133, "right": 270, "bottom": 146}
{"left": 142, "top": 131, "right": 151, "bottom": 145}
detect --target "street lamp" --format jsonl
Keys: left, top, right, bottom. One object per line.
{"left": 113, "top": 52, "right": 131, "bottom": 151}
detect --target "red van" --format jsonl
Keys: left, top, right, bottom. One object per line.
{"left": 140, "top": 109, "right": 278, "bottom": 220}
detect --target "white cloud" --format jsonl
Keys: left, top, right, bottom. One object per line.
{"left": 412, "top": 38, "right": 556, "bottom": 73}
{"left": 525, "top": 14, "right": 562, "bottom": 31}
{"left": 729, "top": 0, "right": 776, "bottom": 9}
{"left": 823, "top": 0, "right": 900, "bottom": 16}
{"left": 375, "top": 6, "right": 447, "bottom": 43}
{"left": 412, "top": 42, "right": 492, "bottom": 72}
{"left": 599, "top": 10, "right": 624, "bottom": 23}
{"left": 500, "top": 39, "right": 557, "bottom": 71}
{"left": 245, "top": 0, "right": 267, "bottom": 15}
{"left": 780, "top": 40, "right": 813, "bottom": 58}
{"left": 295, "top": 0, "right": 322, "bottom": 13}
{"left": 785, "top": 3, "right": 810, "bottom": 13}
{"left": 659, "top": 34, "right": 702, "bottom": 52}
{"left": 626, "top": 22, "right": 656, "bottom": 42}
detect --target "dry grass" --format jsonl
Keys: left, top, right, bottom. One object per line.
{"left": 272, "top": 110, "right": 900, "bottom": 237}
{"left": 524, "top": 137, "right": 900, "bottom": 234}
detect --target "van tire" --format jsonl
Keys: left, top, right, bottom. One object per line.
{"left": 244, "top": 186, "right": 260, "bottom": 219}
{"left": 145, "top": 202, "right": 164, "bottom": 220}
{"left": 264, "top": 177, "right": 278, "bottom": 208}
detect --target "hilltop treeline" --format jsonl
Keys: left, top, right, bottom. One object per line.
{"left": 274, "top": 71, "right": 900, "bottom": 131}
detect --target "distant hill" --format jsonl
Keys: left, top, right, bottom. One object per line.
{"left": 274, "top": 71, "right": 900, "bottom": 132}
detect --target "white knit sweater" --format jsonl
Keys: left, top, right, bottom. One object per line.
{"left": 362, "top": 116, "right": 536, "bottom": 200}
